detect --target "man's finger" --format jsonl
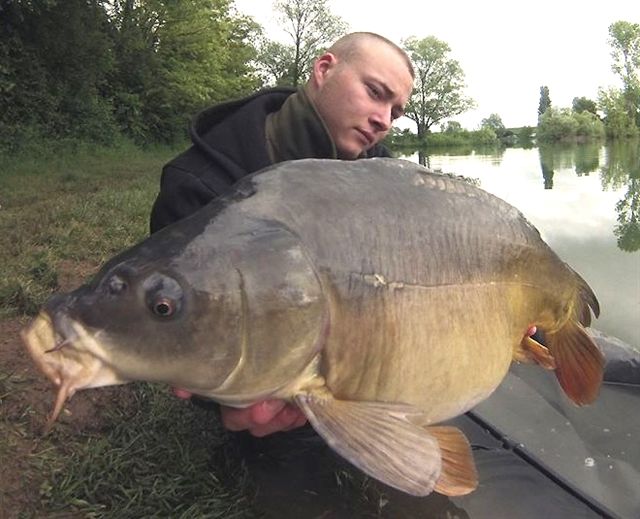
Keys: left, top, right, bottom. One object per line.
{"left": 172, "top": 387, "right": 193, "bottom": 399}
{"left": 249, "top": 400, "right": 288, "bottom": 425}
{"left": 282, "top": 412, "right": 308, "bottom": 431}
{"left": 249, "top": 405, "right": 306, "bottom": 437}
{"left": 220, "top": 400, "right": 286, "bottom": 431}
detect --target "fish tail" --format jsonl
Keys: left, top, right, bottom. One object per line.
{"left": 546, "top": 318, "right": 604, "bottom": 405}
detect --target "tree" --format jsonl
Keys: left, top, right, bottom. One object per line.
{"left": 443, "top": 121, "right": 463, "bottom": 133}
{"left": 402, "top": 36, "right": 475, "bottom": 139}
{"left": 537, "top": 107, "right": 578, "bottom": 142}
{"left": 538, "top": 86, "right": 551, "bottom": 118}
{"left": 254, "top": 39, "right": 296, "bottom": 86}
{"left": 572, "top": 96, "right": 598, "bottom": 116}
{"left": 0, "top": 0, "right": 117, "bottom": 148}
{"left": 573, "top": 111, "right": 605, "bottom": 139}
{"left": 256, "top": 0, "right": 347, "bottom": 87}
{"left": 537, "top": 107, "right": 605, "bottom": 142}
{"left": 1, "top": 0, "right": 262, "bottom": 146}
{"left": 608, "top": 21, "right": 640, "bottom": 127}
{"left": 0, "top": 1, "right": 55, "bottom": 149}
{"left": 481, "top": 113, "right": 506, "bottom": 137}
{"left": 106, "top": 0, "right": 261, "bottom": 142}
{"left": 598, "top": 87, "right": 639, "bottom": 138}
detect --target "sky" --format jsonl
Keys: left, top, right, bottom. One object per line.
{"left": 233, "top": 0, "right": 638, "bottom": 130}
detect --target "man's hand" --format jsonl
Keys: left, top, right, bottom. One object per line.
{"left": 220, "top": 400, "right": 308, "bottom": 437}
{"left": 172, "top": 388, "right": 307, "bottom": 437}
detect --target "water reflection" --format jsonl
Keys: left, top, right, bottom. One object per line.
{"left": 600, "top": 140, "right": 640, "bottom": 252}
{"left": 538, "top": 143, "right": 604, "bottom": 190}
{"left": 411, "top": 145, "right": 507, "bottom": 169}
{"left": 574, "top": 142, "right": 601, "bottom": 176}
{"left": 399, "top": 141, "right": 640, "bottom": 253}
{"left": 538, "top": 145, "right": 556, "bottom": 189}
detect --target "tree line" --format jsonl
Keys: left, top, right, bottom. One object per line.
{"left": 1, "top": 0, "right": 638, "bottom": 152}
{"left": 536, "top": 21, "right": 640, "bottom": 143}
{"left": 0, "top": 0, "right": 476, "bottom": 152}
{"left": 1, "top": 0, "right": 262, "bottom": 149}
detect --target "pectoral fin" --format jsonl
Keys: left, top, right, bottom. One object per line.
{"left": 514, "top": 335, "right": 557, "bottom": 370}
{"left": 295, "top": 390, "right": 475, "bottom": 497}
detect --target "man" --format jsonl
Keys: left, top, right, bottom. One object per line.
{"left": 151, "top": 32, "right": 415, "bottom": 436}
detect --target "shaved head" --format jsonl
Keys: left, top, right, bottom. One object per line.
{"left": 327, "top": 32, "right": 414, "bottom": 80}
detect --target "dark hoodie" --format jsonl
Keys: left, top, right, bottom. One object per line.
{"left": 149, "top": 87, "right": 391, "bottom": 233}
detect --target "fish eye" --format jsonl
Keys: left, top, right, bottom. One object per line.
{"left": 143, "top": 273, "right": 183, "bottom": 319}
{"left": 152, "top": 297, "right": 176, "bottom": 318}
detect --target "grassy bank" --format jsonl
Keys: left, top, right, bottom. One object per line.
{"left": 0, "top": 142, "right": 254, "bottom": 517}
{"left": 0, "top": 140, "right": 178, "bottom": 317}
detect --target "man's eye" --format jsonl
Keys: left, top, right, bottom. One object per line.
{"left": 367, "top": 84, "right": 380, "bottom": 99}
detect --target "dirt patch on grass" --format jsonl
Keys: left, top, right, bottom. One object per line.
{"left": 56, "top": 259, "right": 101, "bottom": 292}
{"left": 0, "top": 264, "right": 131, "bottom": 518}
{"left": 0, "top": 316, "right": 40, "bottom": 517}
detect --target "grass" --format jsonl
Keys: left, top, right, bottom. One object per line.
{"left": 0, "top": 141, "right": 258, "bottom": 517}
{"left": 0, "top": 140, "right": 174, "bottom": 317}
{"left": 38, "top": 384, "right": 254, "bottom": 518}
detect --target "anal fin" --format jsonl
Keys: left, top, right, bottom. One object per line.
{"left": 430, "top": 426, "right": 478, "bottom": 496}
{"left": 295, "top": 390, "right": 444, "bottom": 496}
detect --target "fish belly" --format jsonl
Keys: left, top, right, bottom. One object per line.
{"left": 321, "top": 281, "right": 524, "bottom": 424}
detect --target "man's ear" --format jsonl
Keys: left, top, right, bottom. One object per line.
{"left": 310, "top": 52, "right": 337, "bottom": 88}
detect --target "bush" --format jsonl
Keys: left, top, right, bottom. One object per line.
{"left": 537, "top": 108, "right": 578, "bottom": 142}
{"left": 574, "top": 111, "right": 606, "bottom": 139}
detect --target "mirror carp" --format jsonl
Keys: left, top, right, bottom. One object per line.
{"left": 22, "top": 158, "right": 603, "bottom": 497}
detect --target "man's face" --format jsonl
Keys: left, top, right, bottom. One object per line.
{"left": 311, "top": 41, "right": 414, "bottom": 159}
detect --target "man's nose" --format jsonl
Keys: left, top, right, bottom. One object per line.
{"left": 370, "top": 104, "right": 392, "bottom": 132}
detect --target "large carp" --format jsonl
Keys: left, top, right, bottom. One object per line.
{"left": 22, "top": 158, "right": 603, "bottom": 497}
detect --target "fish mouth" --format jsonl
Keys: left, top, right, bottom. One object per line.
{"left": 21, "top": 312, "right": 127, "bottom": 432}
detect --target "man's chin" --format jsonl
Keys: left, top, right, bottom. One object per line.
{"left": 337, "top": 144, "right": 367, "bottom": 160}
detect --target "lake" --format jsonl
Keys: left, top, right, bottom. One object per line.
{"left": 397, "top": 141, "right": 639, "bottom": 350}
